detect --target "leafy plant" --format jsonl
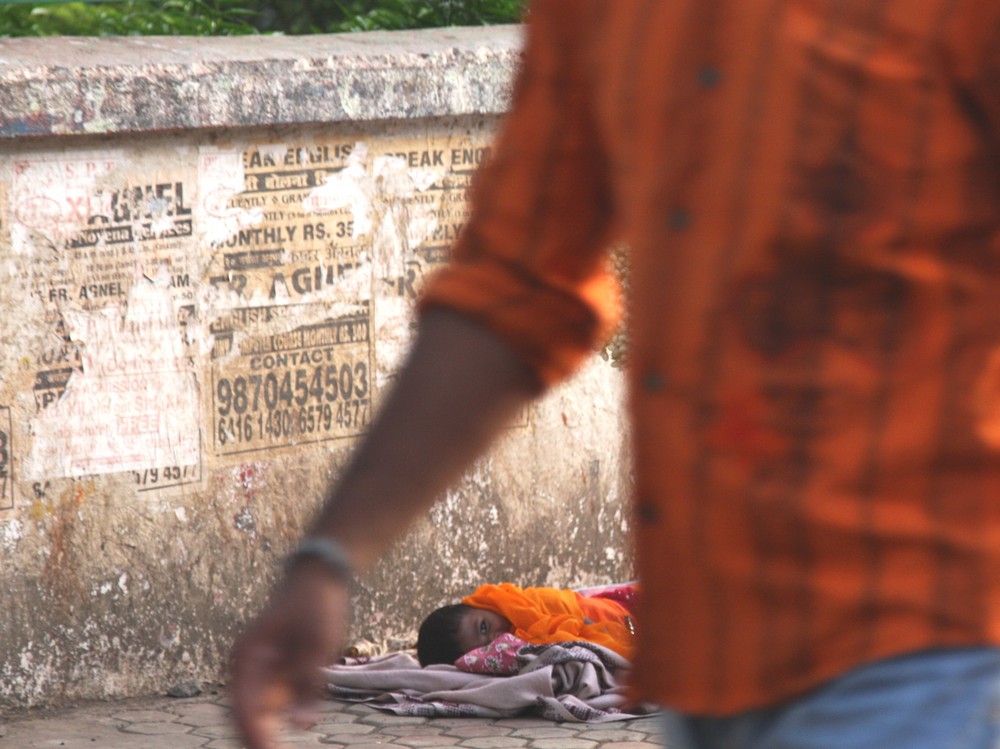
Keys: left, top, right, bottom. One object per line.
{"left": 327, "top": 0, "right": 523, "bottom": 32}
{"left": 0, "top": 0, "right": 258, "bottom": 36}
{"left": 0, "top": 0, "right": 525, "bottom": 36}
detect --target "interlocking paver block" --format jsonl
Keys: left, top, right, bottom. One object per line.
{"left": 311, "top": 722, "right": 376, "bottom": 735}
{"left": 573, "top": 731, "right": 645, "bottom": 743}
{"left": 122, "top": 721, "right": 197, "bottom": 735}
{"left": 620, "top": 719, "right": 662, "bottom": 734}
{"left": 360, "top": 714, "right": 429, "bottom": 726}
{"left": 511, "top": 728, "right": 578, "bottom": 739}
{"left": 396, "top": 736, "right": 462, "bottom": 747}
{"left": 444, "top": 725, "right": 512, "bottom": 739}
{"left": 0, "top": 717, "right": 126, "bottom": 749}
{"left": 277, "top": 731, "right": 328, "bottom": 745}
{"left": 111, "top": 733, "right": 208, "bottom": 749}
{"left": 459, "top": 737, "right": 530, "bottom": 749}
{"left": 0, "top": 694, "right": 668, "bottom": 749}
{"left": 320, "top": 732, "right": 400, "bottom": 745}
{"left": 310, "top": 711, "right": 362, "bottom": 724}
{"left": 492, "top": 719, "right": 554, "bottom": 729}
{"left": 205, "top": 739, "right": 243, "bottom": 749}
{"left": 530, "top": 739, "right": 598, "bottom": 749}
{"left": 193, "top": 723, "right": 242, "bottom": 739}
{"left": 171, "top": 701, "right": 232, "bottom": 726}
{"left": 380, "top": 725, "right": 453, "bottom": 736}
{"left": 111, "top": 709, "right": 180, "bottom": 723}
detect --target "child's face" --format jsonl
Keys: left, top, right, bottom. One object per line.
{"left": 455, "top": 608, "right": 513, "bottom": 655}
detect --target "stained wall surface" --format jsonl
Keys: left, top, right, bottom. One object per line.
{"left": 0, "top": 28, "right": 632, "bottom": 711}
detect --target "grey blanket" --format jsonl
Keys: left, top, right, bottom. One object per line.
{"left": 322, "top": 640, "right": 657, "bottom": 722}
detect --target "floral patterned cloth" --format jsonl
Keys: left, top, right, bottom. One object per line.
{"left": 454, "top": 633, "right": 527, "bottom": 675}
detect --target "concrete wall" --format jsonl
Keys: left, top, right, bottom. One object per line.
{"left": 0, "top": 28, "right": 632, "bottom": 712}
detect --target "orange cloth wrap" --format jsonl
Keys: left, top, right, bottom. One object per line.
{"left": 462, "top": 583, "right": 635, "bottom": 660}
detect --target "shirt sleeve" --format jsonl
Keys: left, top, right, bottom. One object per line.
{"left": 418, "top": 0, "right": 620, "bottom": 388}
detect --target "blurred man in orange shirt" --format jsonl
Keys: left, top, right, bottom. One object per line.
{"left": 232, "top": 1, "right": 1000, "bottom": 746}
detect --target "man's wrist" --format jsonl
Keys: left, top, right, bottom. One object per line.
{"left": 286, "top": 536, "right": 355, "bottom": 583}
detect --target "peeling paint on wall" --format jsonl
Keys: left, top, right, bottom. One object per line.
{"left": 198, "top": 146, "right": 262, "bottom": 249}
{"left": 10, "top": 152, "right": 124, "bottom": 255}
{"left": 25, "top": 278, "right": 200, "bottom": 478}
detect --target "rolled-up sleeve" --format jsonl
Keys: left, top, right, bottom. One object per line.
{"left": 419, "top": 0, "right": 619, "bottom": 388}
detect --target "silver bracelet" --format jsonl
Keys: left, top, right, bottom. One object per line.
{"left": 287, "top": 536, "right": 355, "bottom": 582}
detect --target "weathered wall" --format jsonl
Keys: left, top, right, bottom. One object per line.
{"left": 0, "top": 28, "right": 632, "bottom": 712}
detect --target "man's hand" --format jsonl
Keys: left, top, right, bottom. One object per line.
{"left": 230, "top": 560, "right": 351, "bottom": 749}
{"left": 229, "top": 311, "right": 539, "bottom": 747}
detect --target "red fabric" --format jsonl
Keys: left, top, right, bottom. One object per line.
{"left": 584, "top": 584, "right": 639, "bottom": 618}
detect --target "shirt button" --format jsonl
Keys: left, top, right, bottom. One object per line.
{"left": 668, "top": 208, "right": 691, "bottom": 231}
{"left": 697, "top": 65, "right": 722, "bottom": 88}
{"left": 637, "top": 501, "right": 661, "bottom": 524}
{"left": 643, "top": 370, "right": 667, "bottom": 393}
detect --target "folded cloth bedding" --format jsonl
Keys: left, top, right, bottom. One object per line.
{"left": 322, "top": 634, "right": 657, "bottom": 722}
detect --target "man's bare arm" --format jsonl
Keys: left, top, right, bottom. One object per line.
{"left": 230, "top": 308, "right": 540, "bottom": 749}
{"left": 307, "top": 307, "right": 540, "bottom": 567}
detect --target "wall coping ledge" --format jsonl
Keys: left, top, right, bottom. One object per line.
{"left": 0, "top": 26, "right": 522, "bottom": 138}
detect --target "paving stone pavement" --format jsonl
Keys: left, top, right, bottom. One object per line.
{"left": 0, "top": 693, "right": 666, "bottom": 749}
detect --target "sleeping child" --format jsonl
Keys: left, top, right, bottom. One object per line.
{"left": 416, "top": 582, "right": 638, "bottom": 666}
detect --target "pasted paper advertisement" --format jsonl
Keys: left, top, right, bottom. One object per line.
{"left": 0, "top": 122, "right": 496, "bottom": 515}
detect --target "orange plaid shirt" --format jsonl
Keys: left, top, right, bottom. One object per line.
{"left": 421, "top": 0, "right": 1000, "bottom": 713}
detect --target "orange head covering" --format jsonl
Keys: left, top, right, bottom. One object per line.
{"left": 462, "top": 583, "right": 635, "bottom": 659}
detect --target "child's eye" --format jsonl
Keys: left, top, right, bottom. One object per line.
{"left": 479, "top": 620, "right": 488, "bottom": 637}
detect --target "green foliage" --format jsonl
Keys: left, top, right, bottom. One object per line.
{"left": 326, "top": 0, "right": 524, "bottom": 33}
{"left": 0, "top": 0, "right": 257, "bottom": 36}
{"left": 248, "top": 0, "right": 524, "bottom": 35}
{"left": 0, "top": 0, "right": 524, "bottom": 36}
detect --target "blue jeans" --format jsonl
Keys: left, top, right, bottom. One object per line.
{"left": 660, "top": 647, "right": 1000, "bottom": 749}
